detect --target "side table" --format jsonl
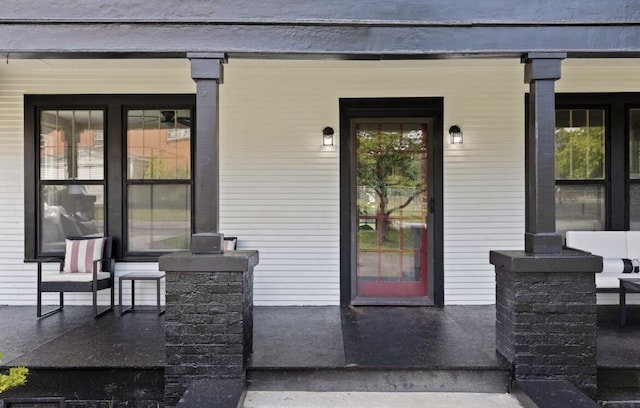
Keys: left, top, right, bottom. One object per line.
{"left": 619, "top": 277, "right": 640, "bottom": 327}
{"left": 119, "top": 272, "right": 165, "bottom": 316}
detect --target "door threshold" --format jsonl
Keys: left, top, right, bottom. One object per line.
{"left": 351, "top": 297, "right": 435, "bottom": 306}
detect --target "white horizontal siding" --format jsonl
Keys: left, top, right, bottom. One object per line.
{"left": 0, "top": 59, "right": 193, "bottom": 306}
{"left": 1, "top": 58, "right": 640, "bottom": 307}
{"left": 218, "top": 59, "right": 529, "bottom": 305}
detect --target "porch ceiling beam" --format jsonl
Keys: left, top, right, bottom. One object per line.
{"left": 2, "top": 0, "right": 639, "bottom": 24}
{"left": 523, "top": 52, "right": 565, "bottom": 254}
{"left": 1, "top": 25, "right": 640, "bottom": 57}
{"left": 190, "top": 53, "right": 226, "bottom": 234}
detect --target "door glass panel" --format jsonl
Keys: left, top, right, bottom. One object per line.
{"left": 356, "top": 122, "right": 428, "bottom": 298}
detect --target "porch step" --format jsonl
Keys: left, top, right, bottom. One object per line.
{"left": 597, "top": 367, "right": 640, "bottom": 407}
{"left": 0, "top": 367, "right": 164, "bottom": 406}
{"left": 242, "top": 391, "right": 524, "bottom": 408}
{"left": 246, "top": 367, "right": 511, "bottom": 393}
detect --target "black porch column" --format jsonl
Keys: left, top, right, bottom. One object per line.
{"left": 188, "top": 53, "right": 226, "bottom": 235}
{"left": 490, "top": 53, "right": 600, "bottom": 398}
{"left": 523, "top": 52, "right": 565, "bottom": 254}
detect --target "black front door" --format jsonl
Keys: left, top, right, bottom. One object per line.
{"left": 340, "top": 98, "right": 444, "bottom": 306}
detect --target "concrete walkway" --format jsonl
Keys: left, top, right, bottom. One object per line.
{"left": 243, "top": 391, "right": 524, "bottom": 408}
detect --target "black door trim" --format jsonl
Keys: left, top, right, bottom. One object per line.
{"left": 339, "top": 97, "right": 444, "bottom": 306}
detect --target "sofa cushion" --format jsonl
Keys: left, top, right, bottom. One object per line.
{"left": 626, "top": 231, "right": 640, "bottom": 259}
{"left": 596, "top": 274, "right": 624, "bottom": 289}
{"left": 565, "top": 231, "right": 627, "bottom": 258}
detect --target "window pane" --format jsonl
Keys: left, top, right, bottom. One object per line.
{"left": 630, "top": 184, "right": 640, "bottom": 230}
{"left": 41, "top": 184, "right": 104, "bottom": 253}
{"left": 555, "top": 109, "right": 605, "bottom": 180}
{"left": 555, "top": 185, "right": 605, "bottom": 234}
{"left": 128, "top": 184, "right": 191, "bottom": 252}
{"left": 629, "top": 109, "right": 640, "bottom": 179}
{"left": 40, "top": 110, "right": 104, "bottom": 180}
{"left": 127, "top": 109, "right": 191, "bottom": 180}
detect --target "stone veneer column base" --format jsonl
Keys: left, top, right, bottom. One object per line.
{"left": 490, "top": 249, "right": 601, "bottom": 397}
{"left": 159, "top": 250, "right": 258, "bottom": 408}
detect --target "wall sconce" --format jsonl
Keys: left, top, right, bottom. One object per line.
{"left": 322, "top": 126, "right": 335, "bottom": 146}
{"left": 449, "top": 125, "right": 463, "bottom": 144}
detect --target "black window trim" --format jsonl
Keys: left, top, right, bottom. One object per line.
{"left": 24, "top": 94, "right": 196, "bottom": 262}
{"left": 535, "top": 92, "right": 640, "bottom": 232}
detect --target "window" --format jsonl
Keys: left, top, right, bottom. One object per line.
{"left": 126, "top": 109, "right": 191, "bottom": 253}
{"left": 25, "top": 95, "right": 195, "bottom": 260}
{"left": 555, "top": 108, "right": 606, "bottom": 234}
{"left": 629, "top": 108, "right": 640, "bottom": 229}
{"left": 552, "top": 93, "right": 640, "bottom": 234}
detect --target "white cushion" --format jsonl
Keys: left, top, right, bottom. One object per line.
{"left": 63, "top": 238, "right": 105, "bottom": 273}
{"left": 565, "top": 231, "right": 627, "bottom": 258}
{"left": 596, "top": 274, "right": 624, "bottom": 289}
{"left": 42, "top": 272, "right": 111, "bottom": 282}
{"left": 626, "top": 231, "right": 640, "bottom": 259}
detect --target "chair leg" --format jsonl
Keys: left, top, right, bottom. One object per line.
{"left": 37, "top": 291, "right": 64, "bottom": 319}
{"left": 93, "top": 289, "right": 98, "bottom": 318}
{"left": 37, "top": 287, "right": 42, "bottom": 318}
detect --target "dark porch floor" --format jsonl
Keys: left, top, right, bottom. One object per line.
{"left": 0, "top": 304, "right": 639, "bottom": 401}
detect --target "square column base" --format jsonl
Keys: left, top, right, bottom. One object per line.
{"left": 490, "top": 249, "right": 601, "bottom": 397}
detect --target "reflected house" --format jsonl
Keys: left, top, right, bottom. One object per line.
{"left": 38, "top": 108, "right": 192, "bottom": 253}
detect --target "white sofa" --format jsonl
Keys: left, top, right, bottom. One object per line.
{"left": 565, "top": 231, "right": 640, "bottom": 291}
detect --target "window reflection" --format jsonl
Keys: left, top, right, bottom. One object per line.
{"left": 39, "top": 110, "right": 105, "bottom": 253}
{"left": 41, "top": 184, "right": 104, "bottom": 252}
{"left": 127, "top": 109, "right": 191, "bottom": 180}
{"left": 126, "top": 108, "right": 192, "bottom": 253}
{"left": 40, "top": 110, "right": 104, "bottom": 181}
{"left": 128, "top": 185, "right": 191, "bottom": 252}
{"left": 555, "top": 109, "right": 605, "bottom": 180}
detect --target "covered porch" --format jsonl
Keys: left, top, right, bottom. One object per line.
{"left": 0, "top": 305, "right": 638, "bottom": 406}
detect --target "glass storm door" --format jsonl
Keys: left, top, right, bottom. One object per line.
{"left": 355, "top": 121, "right": 429, "bottom": 299}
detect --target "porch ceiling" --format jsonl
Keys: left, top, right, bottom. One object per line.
{"left": 1, "top": 0, "right": 640, "bottom": 59}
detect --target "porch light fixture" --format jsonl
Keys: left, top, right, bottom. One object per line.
{"left": 449, "top": 125, "right": 463, "bottom": 144}
{"left": 322, "top": 126, "right": 334, "bottom": 146}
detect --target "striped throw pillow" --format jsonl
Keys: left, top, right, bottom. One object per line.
{"left": 63, "top": 238, "right": 105, "bottom": 273}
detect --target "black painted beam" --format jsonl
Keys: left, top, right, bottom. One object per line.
{"left": 1, "top": 25, "right": 640, "bottom": 57}
{"left": 2, "top": 0, "right": 639, "bottom": 24}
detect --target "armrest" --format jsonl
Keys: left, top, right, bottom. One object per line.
{"left": 92, "top": 258, "right": 115, "bottom": 279}
{"left": 35, "top": 258, "right": 64, "bottom": 281}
